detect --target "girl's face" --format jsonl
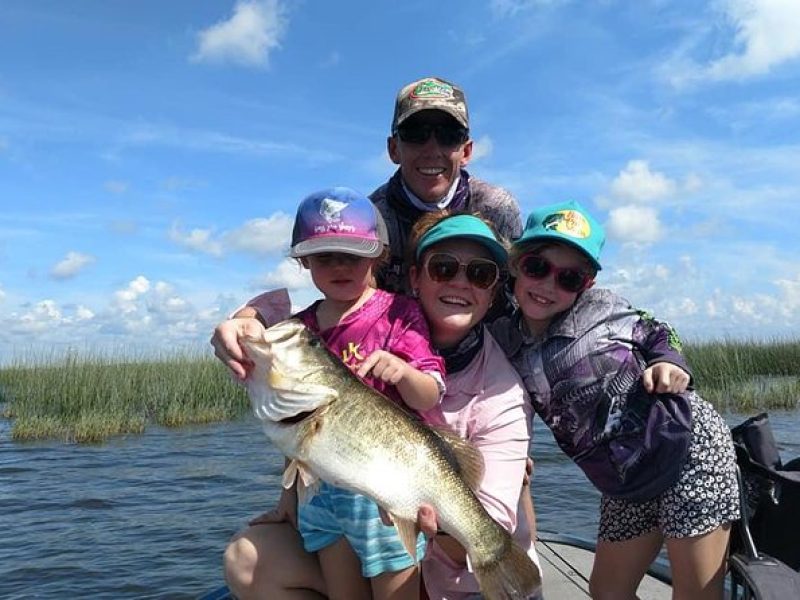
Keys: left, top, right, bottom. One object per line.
{"left": 303, "top": 253, "right": 375, "bottom": 304}
{"left": 512, "top": 243, "right": 593, "bottom": 335}
{"left": 410, "top": 239, "right": 498, "bottom": 349}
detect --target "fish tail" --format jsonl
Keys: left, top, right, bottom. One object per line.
{"left": 473, "top": 539, "right": 542, "bottom": 600}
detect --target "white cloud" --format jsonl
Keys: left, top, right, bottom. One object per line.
{"left": 169, "top": 224, "right": 224, "bottom": 257}
{"left": 661, "top": 0, "right": 800, "bottom": 86}
{"left": 257, "top": 258, "right": 312, "bottom": 290}
{"left": 114, "top": 276, "right": 151, "bottom": 314}
{"left": 606, "top": 205, "right": 663, "bottom": 244}
{"left": 50, "top": 251, "right": 95, "bottom": 280}
{"left": 75, "top": 305, "right": 95, "bottom": 321}
{"left": 192, "top": 0, "right": 288, "bottom": 67}
{"left": 14, "top": 300, "right": 63, "bottom": 333}
{"left": 224, "top": 213, "right": 294, "bottom": 255}
{"left": 705, "top": 0, "right": 800, "bottom": 80}
{"left": 470, "top": 135, "right": 494, "bottom": 162}
{"left": 0, "top": 285, "right": 5, "bottom": 302}
{"left": 169, "top": 213, "right": 297, "bottom": 257}
{"left": 609, "top": 160, "right": 677, "bottom": 203}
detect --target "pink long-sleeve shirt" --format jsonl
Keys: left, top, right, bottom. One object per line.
{"left": 420, "top": 328, "right": 540, "bottom": 600}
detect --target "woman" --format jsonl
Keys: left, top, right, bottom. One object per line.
{"left": 212, "top": 212, "right": 540, "bottom": 599}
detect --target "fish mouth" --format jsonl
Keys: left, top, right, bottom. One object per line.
{"left": 279, "top": 409, "right": 317, "bottom": 424}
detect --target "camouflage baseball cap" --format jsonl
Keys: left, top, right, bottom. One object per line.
{"left": 391, "top": 77, "right": 469, "bottom": 134}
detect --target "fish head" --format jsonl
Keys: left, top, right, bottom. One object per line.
{"left": 242, "top": 318, "right": 340, "bottom": 423}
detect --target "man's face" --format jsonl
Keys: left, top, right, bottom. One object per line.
{"left": 387, "top": 110, "right": 473, "bottom": 204}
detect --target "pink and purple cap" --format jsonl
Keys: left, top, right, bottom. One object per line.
{"left": 289, "top": 187, "right": 389, "bottom": 259}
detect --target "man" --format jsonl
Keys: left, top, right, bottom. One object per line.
{"left": 370, "top": 76, "right": 522, "bottom": 293}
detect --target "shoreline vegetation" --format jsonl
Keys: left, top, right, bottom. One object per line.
{"left": 1, "top": 340, "right": 799, "bottom": 443}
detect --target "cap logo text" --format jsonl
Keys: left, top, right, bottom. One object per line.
{"left": 410, "top": 79, "right": 454, "bottom": 100}
{"left": 543, "top": 210, "right": 591, "bottom": 239}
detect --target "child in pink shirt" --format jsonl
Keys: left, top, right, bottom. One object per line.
{"left": 257, "top": 187, "right": 445, "bottom": 600}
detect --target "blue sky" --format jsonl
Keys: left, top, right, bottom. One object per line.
{"left": 1, "top": 0, "right": 799, "bottom": 361}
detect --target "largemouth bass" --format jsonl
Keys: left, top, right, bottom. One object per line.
{"left": 243, "top": 318, "right": 541, "bottom": 600}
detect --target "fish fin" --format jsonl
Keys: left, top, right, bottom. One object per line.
{"left": 281, "top": 460, "right": 300, "bottom": 489}
{"left": 472, "top": 539, "right": 542, "bottom": 600}
{"left": 391, "top": 514, "right": 421, "bottom": 562}
{"left": 283, "top": 460, "right": 319, "bottom": 505}
{"left": 296, "top": 462, "right": 319, "bottom": 503}
{"left": 429, "top": 426, "right": 485, "bottom": 492}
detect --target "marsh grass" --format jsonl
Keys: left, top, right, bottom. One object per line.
{"left": 1, "top": 339, "right": 798, "bottom": 443}
{"left": 0, "top": 351, "right": 248, "bottom": 443}
{"left": 684, "top": 339, "right": 800, "bottom": 412}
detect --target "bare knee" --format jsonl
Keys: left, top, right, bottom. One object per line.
{"left": 224, "top": 535, "right": 259, "bottom": 593}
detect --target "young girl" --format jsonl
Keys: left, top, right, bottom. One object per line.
{"left": 246, "top": 187, "right": 445, "bottom": 600}
{"left": 491, "top": 200, "right": 740, "bottom": 599}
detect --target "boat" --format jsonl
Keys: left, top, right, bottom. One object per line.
{"left": 197, "top": 530, "right": 672, "bottom": 600}
{"left": 198, "top": 413, "right": 800, "bottom": 599}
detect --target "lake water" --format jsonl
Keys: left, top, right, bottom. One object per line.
{"left": 2, "top": 410, "right": 799, "bottom": 599}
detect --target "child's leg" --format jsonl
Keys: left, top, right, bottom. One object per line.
{"left": 590, "top": 530, "right": 664, "bottom": 599}
{"left": 665, "top": 523, "right": 731, "bottom": 600}
{"left": 591, "top": 492, "right": 665, "bottom": 598}
{"left": 371, "top": 565, "right": 420, "bottom": 600}
{"left": 317, "top": 537, "right": 372, "bottom": 600}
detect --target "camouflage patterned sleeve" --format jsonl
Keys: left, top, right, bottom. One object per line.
{"left": 634, "top": 310, "right": 693, "bottom": 381}
{"left": 468, "top": 178, "right": 523, "bottom": 243}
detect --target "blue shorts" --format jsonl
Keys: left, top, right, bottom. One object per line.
{"left": 297, "top": 482, "right": 426, "bottom": 578}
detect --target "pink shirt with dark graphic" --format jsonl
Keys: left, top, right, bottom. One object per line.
{"left": 294, "top": 288, "right": 445, "bottom": 409}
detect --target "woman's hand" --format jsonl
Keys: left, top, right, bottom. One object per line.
{"left": 642, "top": 362, "right": 690, "bottom": 394}
{"left": 249, "top": 488, "right": 298, "bottom": 529}
{"left": 210, "top": 317, "right": 265, "bottom": 380}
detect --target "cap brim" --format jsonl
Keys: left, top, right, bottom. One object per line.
{"left": 394, "top": 106, "right": 469, "bottom": 132}
{"left": 290, "top": 237, "right": 384, "bottom": 259}
{"left": 514, "top": 232, "right": 602, "bottom": 271}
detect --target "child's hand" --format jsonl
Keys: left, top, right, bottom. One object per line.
{"left": 642, "top": 362, "right": 690, "bottom": 394}
{"left": 356, "top": 350, "right": 410, "bottom": 385}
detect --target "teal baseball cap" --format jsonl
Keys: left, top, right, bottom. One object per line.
{"left": 515, "top": 200, "right": 605, "bottom": 271}
{"left": 415, "top": 214, "right": 507, "bottom": 265}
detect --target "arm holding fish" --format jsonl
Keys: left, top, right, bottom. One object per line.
{"left": 211, "top": 289, "right": 293, "bottom": 380}
{"left": 356, "top": 298, "right": 446, "bottom": 412}
{"left": 355, "top": 351, "right": 442, "bottom": 411}
{"left": 211, "top": 317, "right": 264, "bottom": 380}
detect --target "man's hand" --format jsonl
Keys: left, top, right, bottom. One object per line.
{"left": 642, "top": 362, "right": 690, "bottom": 394}
{"left": 210, "top": 317, "right": 265, "bottom": 380}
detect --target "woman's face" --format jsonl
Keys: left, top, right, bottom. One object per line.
{"left": 410, "top": 239, "right": 498, "bottom": 349}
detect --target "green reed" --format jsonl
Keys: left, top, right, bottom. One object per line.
{"left": 683, "top": 338, "right": 800, "bottom": 412}
{"left": 0, "top": 350, "right": 248, "bottom": 443}
{"left": 1, "top": 339, "right": 798, "bottom": 443}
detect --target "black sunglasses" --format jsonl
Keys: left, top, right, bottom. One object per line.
{"left": 423, "top": 253, "right": 500, "bottom": 290}
{"left": 517, "top": 254, "right": 592, "bottom": 293}
{"left": 396, "top": 123, "right": 469, "bottom": 147}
